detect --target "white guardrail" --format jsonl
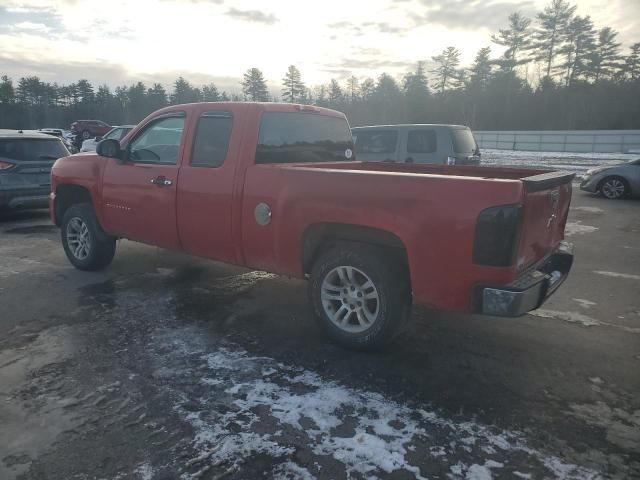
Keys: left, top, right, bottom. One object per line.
{"left": 474, "top": 130, "right": 640, "bottom": 154}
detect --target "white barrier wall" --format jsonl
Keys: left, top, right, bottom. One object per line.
{"left": 474, "top": 130, "right": 640, "bottom": 154}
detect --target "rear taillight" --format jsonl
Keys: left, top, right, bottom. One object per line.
{"left": 473, "top": 204, "right": 522, "bottom": 267}
{"left": 0, "top": 160, "right": 14, "bottom": 170}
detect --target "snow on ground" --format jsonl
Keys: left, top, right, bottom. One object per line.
{"left": 150, "top": 326, "right": 602, "bottom": 480}
{"left": 481, "top": 148, "right": 638, "bottom": 177}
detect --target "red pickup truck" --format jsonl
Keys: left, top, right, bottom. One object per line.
{"left": 50, "top": 102, "right": 574, "bottom": 349}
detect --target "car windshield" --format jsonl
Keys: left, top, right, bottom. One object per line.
{"left": 0, "top": 138, "right": 69, "bottom": 161}
{"left": 452, "top": 128, "right": 478, "bottom": 154}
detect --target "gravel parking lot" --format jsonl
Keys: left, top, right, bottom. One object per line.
{"left": 1, "top": 190, "right": 638, "bottom": 479}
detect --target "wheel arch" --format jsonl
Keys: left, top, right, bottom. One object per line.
{"left": 301, "top": 223, "right": 410, "bottom": 278}
{"left": 54, "top": 184, "right": 94, "bottom": 227}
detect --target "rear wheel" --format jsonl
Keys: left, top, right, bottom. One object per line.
{"left": 81, "top": 130, "right": 91, "bottom": 140}
{"left": 599, "top": 176, "right": 629, "bottom": 199}
{"left": 309, "top": 244, "right": 411, "bottom": 350}
{"left": 61, "top": 203, "right": 116, "bottom": 271}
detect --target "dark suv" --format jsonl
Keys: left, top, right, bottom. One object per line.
{"left": 0, "top": 130, "right": 70, "bottom": 210}
{"left": 70, "top": 120, "right": 112, "bottom": 140}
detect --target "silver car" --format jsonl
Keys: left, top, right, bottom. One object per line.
{"left": 580, "top": 158, "right": 640, "bottom": 199}
{"left": 80, "top": 125, "right": 134, "bottom": 152}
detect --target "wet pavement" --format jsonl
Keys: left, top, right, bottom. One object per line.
{"left": 0, "top": 192, "right": 639, "bottom": 480}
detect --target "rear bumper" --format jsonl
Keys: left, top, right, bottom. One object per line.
{"left": 474, "top": 242, "right": 574, "bottom": 317}
{"left": 0, "top": 187, "right": 50, "bottom": 209}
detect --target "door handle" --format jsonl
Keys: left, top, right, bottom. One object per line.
{"left": 150, "top": 176, "right": 173, "bottom": 187}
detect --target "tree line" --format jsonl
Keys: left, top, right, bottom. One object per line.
{"left": 1, "top": 0, "right": 638, "bottom": 131}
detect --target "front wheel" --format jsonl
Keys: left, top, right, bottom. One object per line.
{"left": 599, "top": 176, "right": 629, "bottom": 199}
{"left": 61, "top": 203, "right": 116, "bottom": 271}
{"left": 309, "top": 244, "right": 411, "bottom": 350}
{"left": 81, "top": 130, "right": 91, "bottom": 140}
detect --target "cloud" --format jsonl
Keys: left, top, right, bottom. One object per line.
{"left": 225, "top": 7, "right": 278, "bottom": 25}
{"left": 407, "top": 0, "right": 537, "bottom": 31}
{"left": 327, "top": 20, "right": 407, "bottom": 36}
{"left": 0, "top": 53, "right": 243, "bottom": 93}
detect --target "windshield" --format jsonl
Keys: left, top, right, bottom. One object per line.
{"left": 256, "top": 112, "right": 353, "bottom": 164}
{"left": 452, "top": 128, "right": 478, "bottom": 154}
{"left": 0, "top": 138, "right": 69, "bottom": 161}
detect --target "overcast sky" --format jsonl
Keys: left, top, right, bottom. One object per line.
{"left": 0, "top": 0, "right": 637, "bottom": 93}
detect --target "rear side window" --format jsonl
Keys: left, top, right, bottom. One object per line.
{"left": 353, "top": 130, "right": 398, "bottom": 154}
{"left": 191, "top": 112, "right": 233, "bottom": 168}
{"left": 407, "top": 130, "right": 437, "bottom": 154}
{"left": 0, "top": 138, "right": 69, "bottom": 161}
{"left": 256, "top": 112, "right": 353, "bottom": 164}
{"left": 452, "top": 128, "right": 478, "bottom": 154}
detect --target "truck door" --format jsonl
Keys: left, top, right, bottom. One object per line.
{"left": 403, "top": 128, "right": 439, "bottom": 163}
{"left": 176, "top": 110, "right": 238, "bottom": 263}
{"left": 101, "top": 113, "right": 185, "bottom": 249}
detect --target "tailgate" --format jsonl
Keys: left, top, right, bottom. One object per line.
{"left": 516, "top": 171, "right": 574, "bottom": 272}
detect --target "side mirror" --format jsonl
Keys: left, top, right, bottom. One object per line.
{"left": 96, "top": 138, "right": 123, "bottom": 162}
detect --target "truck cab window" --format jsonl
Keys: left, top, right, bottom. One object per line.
{"left": 128, "top": 116, "right": 185, "bottom": 164}
{"left": 407, "top": 130, "right": 437, "bottom": 154}
{"left": 191, "top": 112, "right": 233, "bottom": 168}
{"left": 256, "top": 112, "right": 353, "bottom": 164}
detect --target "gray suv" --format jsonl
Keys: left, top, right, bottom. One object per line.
{"left": 0, "top": 130, "right": 69, "bottom": 210}
{"left": 352, "top": 124, "right": 481, "bottom": 165}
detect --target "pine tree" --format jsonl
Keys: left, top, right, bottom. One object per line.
{"left": 202, "top": 83, "right": 220, "bottom": 101}
{"left": 403, "top": 61, "right": 429, "bottom": 96}
{"left": 76, "top": 79, "right": 95, "bottom": 103}
{"left": 588, "top": 27, "right": 622, "bottom": 82}
{"left": 359, "top": 78, "right": 375, "bottom": 99}
{"left": 147, "top": 83, "right": 167, "bottom": 109}
{"left": 531, "top": 0, "right": 576, "bottom": 79}
{"left": 558, "top": 15, "right": 596, "bottom": 86}
{"left": 624, "top": 43, "right": 640, "bottom": 80}
{"left": 431, "top": 47, "right": 462, "bottom": 93}
{"left": 491, "top": 12, "right": 532, "bottom": 72}
{"left": 327, "top": 79, "right": 343, "bottom": 105}
{"left": 469, "top": 47, "right": 493, "bottom": 90}
{"left": 0, "top": 76, "right": 15, "bottom": 104}
{"left": 403, "top": 62, "right": 430, "bottom": 122}
{"left": 241, "top": 68, "right": 269, "bottom": 101}
{"left": 171, "top": 77, "right": 200, "bottom": 104}
{"left": 346, "top": 76, "right": 359, "bottom": 102}
{"left": 281, "top": 65, "right": 306, "bottom": 103}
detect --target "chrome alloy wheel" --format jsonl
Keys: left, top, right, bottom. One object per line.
{"left": 601, "top": 178, "right": 626, "bottom": 199}
{"left": 66, "top": 217, "right": 91, "bottom": 260}
{"left": 321, "top": 265, "right": 380, "bottom": 333}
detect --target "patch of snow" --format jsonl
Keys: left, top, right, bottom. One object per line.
{"left": 134, "top": 463, "right": 154, "bottom": 480}
{"left": 150, "top": 328, "right": 602, "bottom": 479}
{"left": 573, "top": 298, "right": 597, "bottom": 309}
{"left": 530, "top": 309, "right": 640, "bottom": 334}
{"left": 564, "top": 221, "right": 598, "bottom": 236}
{"left": 593, "top": 271, "right": 640, "bottom": 281}
{"left": 466, "top": 464, "right": 493, "bottom": 480}
{"left": 273, "top": 461, "right": 316, "bottom": 479}
{"left": 514, "top": 472, "right": 532, "bottom": 479}
{"left": 570, "top": 206, "right": 604, "bottom": 213}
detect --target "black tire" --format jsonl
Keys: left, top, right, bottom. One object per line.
{"left": 61, "top": 203, "right": 116, "bottom": 271}
{"left": 309, "top": 243, "right": 411, "bottom": 350}
{"left": 81, "top": 130, "right": 91, "bottom": 140}
{"left": 598, "top": 175, "right": 629, "bottom": 199}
